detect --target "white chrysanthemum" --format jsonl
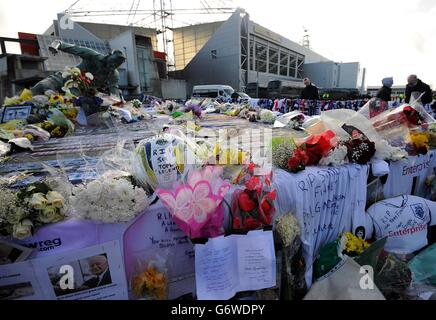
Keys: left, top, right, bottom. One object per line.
{"left": 69, "top": 171, "right": 150, "bottom": 223}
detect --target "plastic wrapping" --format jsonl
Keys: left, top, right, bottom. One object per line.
{"left": 308, "top": 109, "right": 407, "bottom": 161}
{"left": 130, "top": 250, "right": 169, "bottom": 300}
{"left": 408, "top": 244, "right": 436, "bottom": 286}
{"left": 156, "top": 166, "right": 231, "bottom": 240}
{"left": 230, "top": 164, "right": 276, "bottom": 232}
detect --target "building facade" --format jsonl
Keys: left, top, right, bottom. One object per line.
{"left": 170, "top": 8, "right": 364, "bottom": 96}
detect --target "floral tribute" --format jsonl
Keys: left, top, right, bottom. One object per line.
{"left": 231, "top": 163, "right": 277, "bottom": 232}
{"left": 277, "top": 131, "right": 336, "bottom": 173}
{"left": 132, "top": 266, "right": 168, "bottom": 300}
{"left": 344, "top": 137, "right": 376, "bottom": 164}
{"left": 62, "top": 67, "right": 97, "bottom": 97}
{"left": 157, "top": 166, "right": 231, "bottom": 239}
{"left": 0, "top": 182, "right": 67, "bottom": 240}
{"left": 341, "top": 232, "right": 370, "bottom": 256}
{"left": 406, "top": 130, "right": 430, "bottom": 156}
{"left": 70, "top": 171, "right": 149, "bottom": 223}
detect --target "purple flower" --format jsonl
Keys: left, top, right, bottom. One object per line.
{"left": 185, "top": 104, "right": 202, "bottom": 118}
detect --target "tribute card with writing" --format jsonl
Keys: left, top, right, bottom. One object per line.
{"left": 195, "top": 230, "right": 276, "bottom": 300}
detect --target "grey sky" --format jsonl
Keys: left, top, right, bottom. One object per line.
{"left": 0, "top": 0, "right": 435, "bottom": 88}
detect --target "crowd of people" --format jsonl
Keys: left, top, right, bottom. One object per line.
{"left": 248, "top": 75, "right": 436, "bottom": 117}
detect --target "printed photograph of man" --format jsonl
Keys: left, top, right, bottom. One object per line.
{"left": 80, "top": 254, "right": 112, "bottom": 289}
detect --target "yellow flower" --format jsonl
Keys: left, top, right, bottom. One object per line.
{"left": 174, "top": 146, "right": 185, "bottom": 173}
{"left": 38, "top": 205, "right": 63, "bottom": 224}
{"left": 0, "top": 120, "right": 25, "bottom": 131}
{"left": 212, "top": 143, "right": 220, "bottom": 157}
{"left": 51, "top": 126, "right": 62, "bottom": 137}
{"left": 12, "top": 219, "right": 33, "bottom": 240}
{"left": 19, "top": 89, "right": 33, "bottom": 102}
{"left": 46, "top": 191, "right": 65, "bottom": 208}
{"left": 132, "top": 267, "right": 167, "bottom": 300}
{"left": 25, "top": 134, "right": 34, "bottom": 141}
{"left": 49, "top": 95, "right": 64, "bottom": 106}
{"left": 410, "top": 132, "right": 429, "bottom": 149}
{"left": 343, "top": 232, "right": 369, "bottom": 255}
{"left": 29, "top": 193, "right": 48, "bottom": 210}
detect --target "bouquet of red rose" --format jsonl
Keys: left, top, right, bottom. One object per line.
{"left": 284, "top": 130, "right": 336, "bottom": 173}
{"left": 287, "top": 148, "right": 309, "bottom": 173}
{"left": 231, "top": 163, "right": 277, "bottom": 232}
{"left": 304, "top": 130, "right": 336, "bottom": 166}
{"left": 344, "top": 137, "right": 376, "bottom": 164}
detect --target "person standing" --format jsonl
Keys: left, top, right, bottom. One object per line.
{"left": 301, "top": 78, "right": 319, "bottom": 100}
{"left": 405, "top": 74, "right": 433, "bottom": 105}
{"left": 376, "top": 77, "right": 393, "bottom": 102}
{"left": 301, "top": 78, "right": 319, "bottom": 116}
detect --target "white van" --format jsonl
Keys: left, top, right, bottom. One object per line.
{"left": 192, "top": 85, "right": 235, "bottom": 100}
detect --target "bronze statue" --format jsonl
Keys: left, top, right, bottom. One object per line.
{"left": 31, "top": 40, "right": 126, "bottom": 96}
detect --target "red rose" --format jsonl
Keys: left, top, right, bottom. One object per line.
{"left": 233, "top": 216, "right": 241, "bottom": 229}
{"left": 266, "top": 190, "right": 277, "bottom": 201}
{"left": 261, "top": 199, "right": 272, "bottom": 216}
{"left": 265, "top": 177, "right": 271, "bottom": 187}
{"left": 245, "top": 216, "right": 262, "bottom": 230}
{"left": 287, "top": 156, "right": 301, "bottom": 169}
{"left": 238, "top": 191, "right": 256, "bottom": 212}
{"left": 294, "top": 149, "right": 309, "bottom": 165}
{"left": 245, "top": 176, "right": 261, "bottom": 191}
{"left": 264, "top": 215, "right": 272, "bottom": 225}
{"left": 248, "top": 163, "right": 255, "bottom": 174}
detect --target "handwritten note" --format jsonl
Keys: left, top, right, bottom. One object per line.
{"left": 195, "top": 230, "right": 276, "bottom": 300}
{"left": 123, "top": 204, "right": 195, "bottom": 299}
{"left": 150, "top": 139, "right": 177, "bottom": 187}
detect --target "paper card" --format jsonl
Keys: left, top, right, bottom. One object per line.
{"left": 195, "top": 230, "right": 276, "bottom": 300}
{"left": 123, "top": 204, "right": 195, "bottom": 299}
{"left": 237, "top": 231, "right": 276, "bottom": 292}
{"left": 32, "top": 240, "right": 128, "bottom": 300}
{"left": 0, "top": 261, "right": 44, "bottom": 300}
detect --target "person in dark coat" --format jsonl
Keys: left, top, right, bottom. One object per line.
{"left": 81, "top": 255, "right": 112, "bottom": 289}
{"left": 376, "top": 77, "right": 393, "bottom": 102}
{"left": 301, "top": 78, "right": 319, "bottom": 100}
{"left": 405, "top": 75, "right": 433, "bottom": 105}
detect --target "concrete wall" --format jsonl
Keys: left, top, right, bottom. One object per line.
{"left": 183, "top": 11, "right": 242, "bottom": 95}
{"left": 304, "top": 62, "right": 338, "bottom": 88}
{"left": 173, "top": 21, "right": 224, "bottom": 71}
{"left": 109, "top": 30, "right": 141, "bottom": 94}
{"left": 56, "top": 14, "right": 104, "bottom": 43}
{"left": 338, "top": 62, "right": 360, "bottom": 88}
{"left": 304, "top": 61, "right": 361, "bottom": 89}
{"left": 77, "top": 22, "right": 158, "bottom": 49}
{"left": 161, "top": 79, "right": 187, "bottom": 100}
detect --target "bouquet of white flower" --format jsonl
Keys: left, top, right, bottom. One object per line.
{"left": 70, "top": 170, "right": 150, "bottom": 223}
{"left": 0, "top": 181, "right": 68, "bottom": 240}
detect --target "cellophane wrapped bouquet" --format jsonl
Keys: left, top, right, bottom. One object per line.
{"left": 230, "top": 163, "right": 277, "bottom": 232}
{"left": 131, "top": 251, "right": 169, "bottom": 300}
{"left": 157, "top": 166, "right": 231, "bottom": 240}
